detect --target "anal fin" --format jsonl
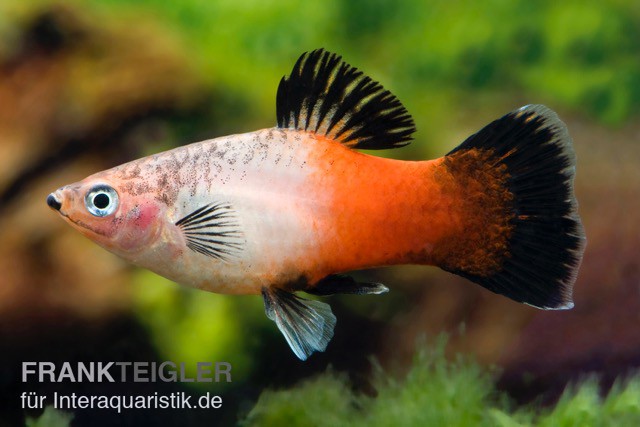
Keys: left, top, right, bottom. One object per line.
{"left": 262, "top": 287, "right": 336, "bottom": 361}
{"left": 306, "top": 274, "right": 389, "bottom": 296}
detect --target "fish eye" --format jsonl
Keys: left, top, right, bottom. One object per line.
{"left": 85, "top": 185, "right": 119, "bottom": 217}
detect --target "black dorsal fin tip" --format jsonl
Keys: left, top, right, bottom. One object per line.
{"left": 277, "top": 49, "right": 416, "bottom": 150}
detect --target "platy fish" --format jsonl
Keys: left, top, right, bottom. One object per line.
{"left": 47, "top": 49, "right": 586, "bottom": 360}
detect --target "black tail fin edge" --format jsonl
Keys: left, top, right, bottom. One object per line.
{"left": 446, "top": 104, "right": 586, "bottom": 310}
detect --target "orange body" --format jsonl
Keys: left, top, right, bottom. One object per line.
{"left": 275, "top": 132, "right": 513, "bottom": 289}
{"left": 299, "top": 137, "right": 447, "bottom": 281}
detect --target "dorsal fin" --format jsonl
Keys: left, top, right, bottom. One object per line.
{"left": 276, "top": 49, "right": 416, "bottom": 150}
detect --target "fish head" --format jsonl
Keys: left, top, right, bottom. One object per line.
{"left": 46, "top": 174, "right": 164, "bottom": 257}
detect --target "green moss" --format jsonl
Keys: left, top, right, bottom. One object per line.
{"left": 243, "top": 339, "right": 640, "bottom": 427}
{"left": 26, "top": 407, "right": 73, "bottom": 427}
{"left": 243, "top": 374, "right": 356, "bottom": 427}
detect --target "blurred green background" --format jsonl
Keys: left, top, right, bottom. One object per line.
{"left": 1, "top": 0, "right": 639, "bottom": 425}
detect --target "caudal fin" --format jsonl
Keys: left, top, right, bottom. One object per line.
{"left": 440, "top": 105, "right": 585, "bottom": 310}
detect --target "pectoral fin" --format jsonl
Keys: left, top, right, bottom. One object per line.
{"left": 262, "top": 287, "right": 336, "bottom": 361}
{"left": 175, "top": 202, "right": 244, "bottom": 262}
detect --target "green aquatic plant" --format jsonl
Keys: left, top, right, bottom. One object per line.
{"left": 23, "top": 338, "right": 640, "bottom": 426}
{"left": 26, "top": 406, "right": 73, "bottom": 427}
{"left": 243, "top": 339, "right": 640, "bottom": 427}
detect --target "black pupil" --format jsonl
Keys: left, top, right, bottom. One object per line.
{"left": 93, "top": 193, "right": 110, "bottom": 209}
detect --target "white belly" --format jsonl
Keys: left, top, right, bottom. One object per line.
{"left": 136, "top": 128, "right": 332, "bottom": 295}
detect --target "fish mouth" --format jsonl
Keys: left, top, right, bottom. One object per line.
{"left": 46, "top": 190, "right": 73, "bottom": 223}
{"left": 47, "top": 188, "right": 109, "bottom": 237}
{"left": 46, "top": 193, "right": 62, "bottom": 211}
{"left": 47, "top": 191, "right": 70, "bottom": 218}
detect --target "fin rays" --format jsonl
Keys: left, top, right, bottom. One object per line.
{"left": 175, "top": 202, "right": 244, "bottom": 262}
{"left": 444, "top": 105, "right": 585, "bottom": 309}
{"left": 307, "top": 274, "right": 390, "bottom": 296}
{"left": 262, "top": 288, "right": 336, "bottom": 361}
{"left": 277, "top": 49, "right": 416, "bottom": 150}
